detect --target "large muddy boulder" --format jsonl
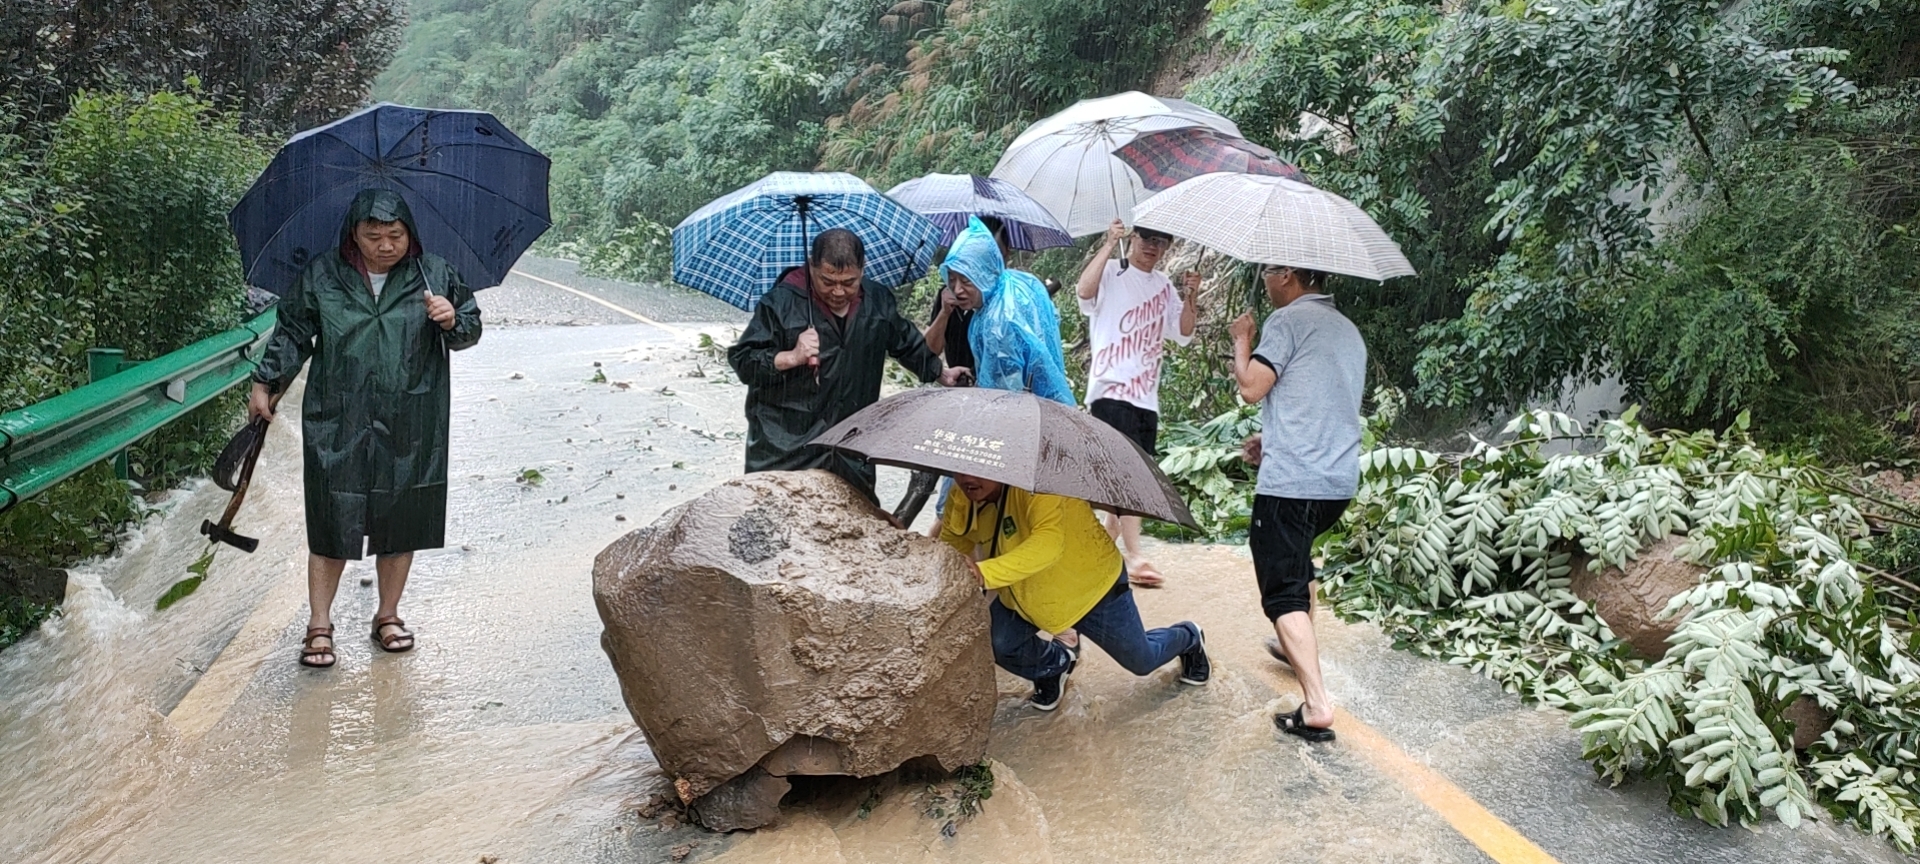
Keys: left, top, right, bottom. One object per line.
{"left": 593, "top": 470, "right": 995, "bottom": 831}
{"left": 1571, "top": 535, "right": 1707, "bottom": 660}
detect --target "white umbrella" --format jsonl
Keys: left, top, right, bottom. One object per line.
{"left": 990, "top": 92, "right": 1240, "bottom": 237}
{"left": 1131, "top": 173, "right": 1417, "bottom": 281}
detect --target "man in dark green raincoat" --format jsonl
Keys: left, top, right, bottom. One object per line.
{"left": 728, "top": 228, "right": 969, "bottom": 504}
{"left": 249, "top": 188, "right": 482, "bottom": 669}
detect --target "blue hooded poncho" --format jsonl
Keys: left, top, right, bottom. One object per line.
{"left": 940, "top": 217, "right": 1074, "bottom": 405}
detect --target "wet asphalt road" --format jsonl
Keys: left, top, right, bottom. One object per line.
{"left": 485, "top": 257, "right": 749, "bottom": 328}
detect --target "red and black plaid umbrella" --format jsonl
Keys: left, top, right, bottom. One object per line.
{"left": 1113, "top": 127, "right": 1306, "bottom": 192}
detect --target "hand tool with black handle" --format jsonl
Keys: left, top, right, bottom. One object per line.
{"left": 200, "top": 417, "right": 268, "bottom": 553}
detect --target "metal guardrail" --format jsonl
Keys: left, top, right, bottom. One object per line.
{"left": 0, "top": 308, "right": 278, "bottom": 514}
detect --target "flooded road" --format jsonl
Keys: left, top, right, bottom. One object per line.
{"left": 0, "top": 263, "right": 1907, "bottom": 863}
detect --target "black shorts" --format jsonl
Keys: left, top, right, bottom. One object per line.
{"left": 1249, "top": 495, "right": 1350, "bottom": 620}
{"left": 1090, "top": 398, "right": 1159, "bottom": 456}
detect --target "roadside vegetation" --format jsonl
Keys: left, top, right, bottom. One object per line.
{"left": 379, "top": 0, "right": 1917, "bottom": 452}
{"left": 0, "top": 90, "right": 266, "bottom": 640}
{"left": 1321, "top": 404, "right": 1920, "bottom": 849}
{"left": 0, "top": 1, "right": 404, "bottom": 646}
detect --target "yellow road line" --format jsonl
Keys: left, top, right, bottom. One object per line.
{"left": 1250, "top": 664, "right": 1563, "bottom": 864}
{"left": 508, "top": 267, "right": 682, "bottom": 334}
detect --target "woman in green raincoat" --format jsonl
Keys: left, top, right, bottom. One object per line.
{"left": 249, "top": 188, "right": 483, "bottom": 669}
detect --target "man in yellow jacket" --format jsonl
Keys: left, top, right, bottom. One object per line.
{"left": 940, "top": 473, "right": 1210, "bottom": 710}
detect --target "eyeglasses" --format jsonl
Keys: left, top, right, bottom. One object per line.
{"left": 1261, "top": 265, "right": 1289, "bottom": 276}
{"left": 1134, "top": 234, "right": 1172, "bottom": 250}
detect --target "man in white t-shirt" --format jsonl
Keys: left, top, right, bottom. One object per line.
{"left": 1074, "top": 218, "right": 1198, "bottom": 587}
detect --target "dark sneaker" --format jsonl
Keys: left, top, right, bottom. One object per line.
{"left": 1177, "top": 622, "right": 1211, "bottom": 686}
{"left": 1057, "top": 634, "right": 1081, "bottom": 674}
{"left": 1030, "top": 672, "right": 1068, "bottom": 711}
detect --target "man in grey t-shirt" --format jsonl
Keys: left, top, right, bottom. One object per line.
{"left": 1228, "top": 264, "right": 1367, "bottom": 743}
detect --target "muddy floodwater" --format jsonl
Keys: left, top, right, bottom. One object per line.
{"left": 0, "top": 267, "right": 1908, "bottom": 863}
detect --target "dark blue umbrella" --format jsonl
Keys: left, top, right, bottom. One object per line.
{"left": 672, "top": 172, "right": 941, "bottom": 310}
{"left": 230, "top": 103, "right": 551, "bottom": 295}
{"left": 885, "top": 173, "right": 1074, "bottom": 251}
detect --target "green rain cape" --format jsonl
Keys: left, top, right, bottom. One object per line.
{"left": 253, "top": 189, "right": 483, "bottom": 560}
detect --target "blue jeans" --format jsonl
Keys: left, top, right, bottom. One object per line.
{"left": 990, "top": 572, "right": 1196, "bottom": 682}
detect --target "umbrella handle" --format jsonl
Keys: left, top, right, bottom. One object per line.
{"left": 799, "top": 199, "right": 815, "bottom": 333}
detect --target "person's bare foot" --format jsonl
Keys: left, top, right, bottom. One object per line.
{"left": 1126, "top": 560, "right": 1165, "bottom": 588}
{"left": 1055, "top": 628, "right": 1079, "bottom": 649}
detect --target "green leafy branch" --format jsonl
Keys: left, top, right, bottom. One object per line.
{"left": 1323, "top": 406, "right": 1920, "bottom": 850}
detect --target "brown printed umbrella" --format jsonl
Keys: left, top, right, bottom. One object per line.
{"left": 1113, "top": 127, "right": 1305, "bottom": 192}
{"left": 813, "top": 387, "right": 1198, "bottom": 528}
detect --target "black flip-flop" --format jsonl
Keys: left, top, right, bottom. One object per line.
{"left": 1275, "top": 705, "right": 1336, "bottom": 742}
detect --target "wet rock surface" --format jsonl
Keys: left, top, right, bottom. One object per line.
{"left": 593, "top": 470, "right": 994, "bottom": 831}
{"left": 1784, "top": 695, "right": 1834, "bottom": 750}
{"left": 1572, "top": 537, "right": 1836, "bottom": 747}
{"left": 688, "top": 767, "right": 792, "bottom": 833}
{"left": 1571, "top": 535, "right": 1706, "bottom": 660}
{"left": 1865, "top": 470, "right": 1920, "bottom": 505}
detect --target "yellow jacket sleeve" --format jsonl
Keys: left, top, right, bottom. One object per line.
{"left": 978, "top": 495, "right": 1066, "bottom": 589}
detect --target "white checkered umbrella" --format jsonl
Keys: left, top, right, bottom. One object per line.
{"left": 1131, "top": 173, "right": 1416, "bottom": 281}
{"left": 990, "top": 92, "right": 1240, "bottom": 237}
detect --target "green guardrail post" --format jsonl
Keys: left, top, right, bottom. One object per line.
{"left": 85, "top": 348, "right": 136, "bottom": 480}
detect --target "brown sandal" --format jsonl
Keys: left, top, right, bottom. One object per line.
{"left": 300, "top": 626, "right": 336, "bottom": 668}
{"left": 372, "top": 615, "right": 415, "bottom": 653}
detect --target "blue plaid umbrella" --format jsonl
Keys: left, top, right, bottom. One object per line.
{"left": 885, "top": 173, "right": 1074, "bottom": 251}
{"left": 230, "top": 103, "right": 550, "bottom": 295}
{"left": 671, "top": 172, "right": 941, "bottom": 310}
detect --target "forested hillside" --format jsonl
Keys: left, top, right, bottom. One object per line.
{"left": 375, "top": 0, "right": 1202, "bottom": 238}
{"left": 377, "top": 0, "right": 1920, "bottom": 458}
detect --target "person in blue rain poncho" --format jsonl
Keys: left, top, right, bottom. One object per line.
{"left": 943, "top": 216, "right": 1074, "bottom": 405}
{"left": 892, "top": 216, "right": 1076, "bottom": 528}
